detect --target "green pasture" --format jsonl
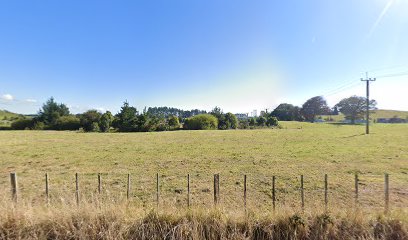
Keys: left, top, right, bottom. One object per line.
{"left": 1, "top": 122, "right": 407, "bottom": 212}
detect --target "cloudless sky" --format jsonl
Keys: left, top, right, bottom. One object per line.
{"left": 1, "top": 0, "right": 407, "bottom": 114}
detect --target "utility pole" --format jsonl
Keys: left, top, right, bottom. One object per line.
{"left": 361, "top": 72, "right": 376, "bottom": 134}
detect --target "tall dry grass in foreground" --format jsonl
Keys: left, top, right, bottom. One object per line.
{"left": 0, "top": 197, "right": 407, "bottom": 240}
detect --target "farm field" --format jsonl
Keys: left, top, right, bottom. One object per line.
{"left": 1, "top": 122, "right": 408, "bottom": 212}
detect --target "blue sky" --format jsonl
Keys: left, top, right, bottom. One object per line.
{"left": 1, "top": 0, "right": 407, "bottom": 114}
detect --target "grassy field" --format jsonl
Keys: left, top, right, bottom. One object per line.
{"left": 1, "top": 122, "right": 408, "bottom": 213}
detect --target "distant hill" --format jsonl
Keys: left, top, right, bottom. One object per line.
{"left": 320, "top": 109, "right": 408, "bottom": 122}
{"left": 0, "top": 109, "right": 25, "bottom": 127}
{"left": 371, "top": 109, "right": 408, "bottom": 119}
{"left": 0, "top": 109, "right": 23, "bottom": 119}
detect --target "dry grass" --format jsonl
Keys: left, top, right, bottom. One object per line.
{"left": 0, "top": 196, "right": 407, "bottom": 240}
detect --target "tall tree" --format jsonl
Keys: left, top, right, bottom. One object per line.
{"left": 335, "top": 96, "right": 377, "bottom": 124}
{"left": 114, "top": 101, "right": 138, "bottom": 132}
{"left": 301, "top": 96, "right": 330, "bottom": 122}
{"left": 271, "top": 103, "right": 303, "bottom": 121}
{"left": 37, "top": 97, "right": 70, "bottom": 126}
{"left": 224, "top": 112, "right": 238, "bottom": 129}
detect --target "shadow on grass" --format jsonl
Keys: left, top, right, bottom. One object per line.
{"left": 343, "top": 133, "right": 366, "bottom": 138}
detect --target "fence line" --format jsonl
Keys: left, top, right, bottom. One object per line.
{"left": 6, "top": 172, "right": 399, "bottom": 213}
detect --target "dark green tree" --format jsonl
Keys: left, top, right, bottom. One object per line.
{"left": 266, "top": 116, "right": 279, "bottom": 127}
{"left": 114, "top": 101, "right": 138, "bottom": 132}
{"left": 80, "top": 110, "right": 102, "bottom": 132}
{"left": 136, "top": 113, "right": 149, "bottom": 131}
{"left": 257, "top": 116, "right": 267, "bottom": 126}
{"left": 301, "top": 96, "right": 330, "bottom": 122}
{"left": 249, "top": 118, "right": 256, "bottom": 127}
{"left": 335, "top": 96, "right": 377, "bottom": 124}
{"left": 210, "top": 106, "right": 222, "bottom": 119}
{"left": 99, "top": 111, "right": 114, "bottom": 132}
{"left": 167, "top": 115, "right": 180, "bottom": 130}
{"left": 224, "top": 112, "right": 238, "bottom": 129}
{"left": 37, "top": 97, "right": 70, "bottom": 126}
{"left": 271, "top": 103, "right": 303, "bottom": 121}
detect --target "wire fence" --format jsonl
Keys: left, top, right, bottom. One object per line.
{"left": 4, "top": 172, "right": 408, "bottom": 213}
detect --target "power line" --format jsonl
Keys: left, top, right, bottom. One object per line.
{"left": 376, "top": 71, "right": 408, "bottom": 78}
{"left": 321, "top": 68, "right": 407, "bottom": 98}
{"left": 321, "top": 78, "right": 360, "bottom": 96}
{"left": 323, "top": 81, "right": 362, "bottom": 97}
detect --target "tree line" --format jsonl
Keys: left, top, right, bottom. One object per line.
{"left": 8, "top": 94, "right": 375, "bottom": 131}
{"left": 270, "top": 95, "right": 377, "bottom": 124}
{"left": 9, "top": 98, "right": 279, "bottom": 132}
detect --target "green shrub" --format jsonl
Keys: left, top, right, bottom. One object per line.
{"left": 266, "top": 116, "right": 279, "bottom": 127}
{"left": 257, "top": 116, "right": 267, "bottom": 127}
{"left": 224, "top": 112, "right": 238, "bottom": 129}
{"left": 249, "top": 118, "right": 256, "bottom": 126}
{"left": 99, "top": 111, "right": 114, "bottom": 132}
{"left": 32, "top": 121, "right": 45, "bottom": 130}
{"left": 54, "top": 116, "right": 80, "bottom": 130}
{"left": 167, "top": 115, "right": 180, "bottom": 130}
{"left": 91, "top": 122, "right": 100, "bottom": 132}
{"left": 183, "top": 114, "right": 218, "bottom": 130}
{"left": 11, "top": 119, "right": 34, "bottom": 130}
{"left": 80, "top": 110, "right": 102, "bottom": 132}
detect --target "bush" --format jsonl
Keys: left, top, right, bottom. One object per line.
{"left": 32, "top": 121, "right": 45, "bottom": 130}
{"left": 91, "top": 122, "right": 100, "bottom": 132}
{"left": 167, "top": 115, "right": 180, "bottom": 130}
{"left": 266, "top": 116, "right": 279, "bottom": 127}
{"left": 249, "top": 118, "right": 256, "bottom": 126}
{"left": 224, "top": 112, "right": 238, "bottom": 129}
{"left": 54, "top": 116, "right": 80, "bottom": 130}
{"left": 238, "top": 119, "right": 249, "bottom": 129}
{"left": 80, "top": 110, "right": 102, "bottom": 132}
{"left": 11, "top": 119, "right": 34, "bottom": 130}
{"left": 183, "top": 114, "right": 218, "bottom": 130}
{"left": 257, "top": 116, "right": 266, "bottom": 127}
{"left": 99, "top": 111, "right": 114, "bottom": 132}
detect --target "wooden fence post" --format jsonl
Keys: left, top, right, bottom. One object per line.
{"left": 75, "top": 173, "right": 79, "bottom": 206}
{"left": 244, "top": 175, "right": 247, "bottom": 211}
{"left": 98, "top": 173, "right": 101, "bottom": 194}
{"left": 385, "top": 173, "right": 389, "bottom": 213}
{"left": 300, "top": 175, "right": 304, "bottom": 210}
{"left": 156, "top": 173, "right": 160, "bottom": 207}
{"left": 127, "top": 173, "right": 131, "bottom": 200}
{"left": 187, "top": 174, "right": 191, "bottom": 208}
{"left": 10, "top": 173, "right": 18, "bottom": 203}
{"left": 45, "top": 173, "right": 49, "bottom": 204}
{"left": 355, "top": 174, "right": 359, "bottom": 206}
{"left": 272, "top": 176, "right": 276, "bottom": 212}
{"left": 324, "top": 174, "right": 328, "bottom": 211}
{"left": 214, "top": 174, "right": 220, "bottom": 206}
